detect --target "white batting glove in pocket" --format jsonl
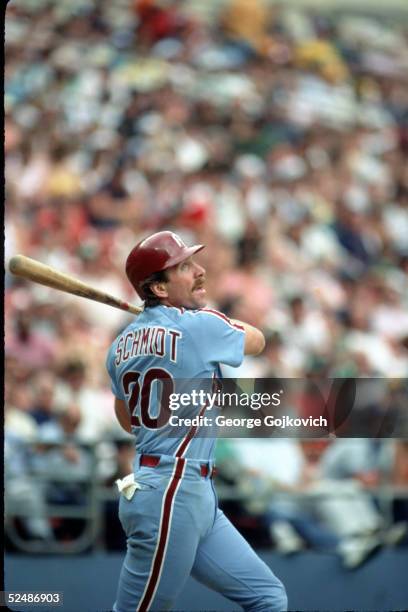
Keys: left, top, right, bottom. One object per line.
{"left": 115, "top": 473, "right": 142, "bottom": 500}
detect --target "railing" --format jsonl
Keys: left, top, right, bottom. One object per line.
{"left": 5, "top": 441, "right": 408, "bottom": 554}
{"left": 5, "top": 441, "right": 100, "bottom": 553}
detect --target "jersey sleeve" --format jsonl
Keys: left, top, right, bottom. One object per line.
{"left": 105, "top": 344, "right": 126, "bottom": 400}
{"left": 186, "top": 308, "right": 245, "bottom": 368}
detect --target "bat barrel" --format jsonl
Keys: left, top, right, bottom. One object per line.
{"left": 8, "top": 254, "right": 142, "bottom": 316}
{"left": 8, "top": 255, "right": 27, "bottom": 275}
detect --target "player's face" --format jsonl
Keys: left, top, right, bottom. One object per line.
{"left": 164, "top": 257, "right": 207, "bottom": 309}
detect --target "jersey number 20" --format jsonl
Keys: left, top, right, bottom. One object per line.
{"left": 122, "top": 368, "right": 173, "bottom": 429}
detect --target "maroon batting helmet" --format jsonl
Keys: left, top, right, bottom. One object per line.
{"left": 126, "top": 231, "right": 205, "bottom": 297}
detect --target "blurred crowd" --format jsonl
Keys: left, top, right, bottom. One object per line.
{"left": 4, "top": 0, "right": 408, "bottom": 553}
{"left": 215, "top": 437, "right": 408, "bottom": 567}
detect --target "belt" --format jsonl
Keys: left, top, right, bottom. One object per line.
{"left": 140, "top": 455, "right": 217, "bottom": 479}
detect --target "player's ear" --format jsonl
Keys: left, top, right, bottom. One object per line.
{"left": 150, "top": 281, "right": 168, "bottom": 299}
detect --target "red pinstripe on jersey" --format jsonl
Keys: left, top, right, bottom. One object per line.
{"left": 175, "top": 372, "right": 218, "bottom": 458}
{"left": 161, "top": 304, "right": 243, "bottom": 332}
{"left": 199, "top": 308, "right": 245, "bottom": 331}
{"left": 137, "top": 457, "right": 186, "bottom": 612}
{"left": 174, "top": 402, "right": 209, "bottom": 458}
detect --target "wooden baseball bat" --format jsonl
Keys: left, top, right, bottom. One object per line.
{"left": 8, "top": 254, "right": 143, "bottom": 315}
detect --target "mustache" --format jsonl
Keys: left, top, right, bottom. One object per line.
{"left": 193, "top": 279, "right": 206, "bottom": 289}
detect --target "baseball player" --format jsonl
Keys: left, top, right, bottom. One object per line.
{"left": 106, "top": 231, "right": 288, "bottom": 612}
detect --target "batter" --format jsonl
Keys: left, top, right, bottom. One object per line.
{"left": 106, "top": 231, "right": 287, "bottom": 612}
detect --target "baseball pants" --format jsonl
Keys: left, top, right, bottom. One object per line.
{"left": 114, "top": 455, "right": 287, "bottom": 612}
